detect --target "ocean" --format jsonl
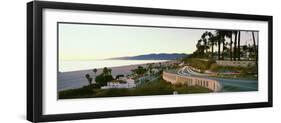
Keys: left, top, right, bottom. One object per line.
{"left": 59, "top": 60, "right": 168, "bottom": 72}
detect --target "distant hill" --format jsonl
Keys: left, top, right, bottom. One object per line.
{"left": 108, "top": 53, "right": 189, "bottom": 60}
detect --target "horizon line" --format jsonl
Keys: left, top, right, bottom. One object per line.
{"left": 60, "top": 52, "right": 190, "bottom": 61}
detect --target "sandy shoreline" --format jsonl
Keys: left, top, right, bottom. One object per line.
{"left": 58, "top": 64, "right": 149, "bottom": 91}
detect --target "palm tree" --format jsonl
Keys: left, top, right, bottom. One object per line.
{"left": 237, "top": 31, "right": 241, "bottom": 61}
{"left": 203, "top": 38, "right": 208, "bottom": 53}
{"left": 92, "top": 68, "right": 98, "bottom": 84}
{"left": 196, "top": 39, "right": 204, "bottom": 57}
{"left": 85, "top": 74, "right": 92, "bottom": 85}
{"left": 225, "top": 31, "right": 233, "bottom": 60}
{"left": 103, "top": 67, "right": 109, "bottom": 75}
{"left": 108, "top": 68, "right": 112, "bottom": 75}
{"left": 221, "top": 37, "right": 226, "bottom": 60}
{"left": 252, "top": 32, "right": 258, "bottom": 65}
{"left": 196, "top": 39, "right": 201, "bottom": 51}
{"left": 215, "top": 30, "right": 226, "bottom": 60}
{"left": 217, "top": 30, "right": 236, "bottom": 60}
{"left": 233, "top": 31, "right": 238, "bottom": 61}
{"left": 201, "top": 31, "right": 209, "bottom": 53}
{"left": 218, "top": 37, "right": 221, "bottom": 60}
{"left": 207, "top": 32, "right": 216, "bottom": 59}
{"left": 93, "top": 68, "right": 97, "bottom": 76}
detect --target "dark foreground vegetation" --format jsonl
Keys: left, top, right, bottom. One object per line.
{"left": 59, "top": 78, "right": 212, "bottom": 99}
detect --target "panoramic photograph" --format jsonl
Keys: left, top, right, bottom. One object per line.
{"left": 58, "top": 23, "right": 258, "bottom": 99}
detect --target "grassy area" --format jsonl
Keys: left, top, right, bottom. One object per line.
{"left": 59, "top": 78, "right": 212, "bottom": 99}
{"left": 209, "top": 63, "right": 257, "bottom": 73}
{"left": 209, "top": 73, "right": 258, "bottom": 80}
{"left": 209, "top": 63, "right": 258, "bottom": 80}
{"left": 183, "top": 58, "right": 215, "bottom": 71}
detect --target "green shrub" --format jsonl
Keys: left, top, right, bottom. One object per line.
{"left": 174, "top": 86, "right": 212, "bottom": 94}
{"left": 132, "top": 66, "right": 147, "bottom": 75}
{"left": 184, "top": 58, "right": 215, "bottom": 70}
{"left": 95, "top": 74, "right": 114, "bottom": 86}
{"left": 209, "top": 63, "right": 258, "bottom": 77}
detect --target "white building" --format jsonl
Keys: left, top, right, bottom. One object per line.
{"left": 101, "top": 78, "right": 136, "bottom": 89}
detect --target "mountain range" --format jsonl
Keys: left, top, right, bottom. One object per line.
{"left": 108, "top": 53, "right": 189, "bottom": 60}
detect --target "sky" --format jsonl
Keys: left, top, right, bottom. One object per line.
{"left": 58, "top": 23, "right": 257, "bottom": 61}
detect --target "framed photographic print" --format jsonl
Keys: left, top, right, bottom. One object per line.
{"left": 27, "top": 1, "right": 273, "bottom": 122}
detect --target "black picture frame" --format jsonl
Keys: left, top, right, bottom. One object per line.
{"left": 27, "top": 1, "right": 273, "bottom": 122}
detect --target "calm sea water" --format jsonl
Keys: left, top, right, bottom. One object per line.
{"left": 59, "top": 60, "right": 168, "bottom": 72}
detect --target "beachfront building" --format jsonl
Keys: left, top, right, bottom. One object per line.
{"left": 101, "top": 78, "right": 136, "bottom": 89}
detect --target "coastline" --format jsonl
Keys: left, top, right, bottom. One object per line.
{"left": 58, "top": 63, "right": 155, "bottom": 91}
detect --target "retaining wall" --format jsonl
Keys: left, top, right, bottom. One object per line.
{"left": 163, "top": 71, "right": 221, "bottom": 92}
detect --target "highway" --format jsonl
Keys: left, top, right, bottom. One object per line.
{"left": 178, "top": 66, "right": 258, "bottom": 92}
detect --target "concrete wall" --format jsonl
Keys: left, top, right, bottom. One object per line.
{"left": 163, "top": 71, "right": 221, "bottom": 92}
{"left": 216, "top": 60, "right": 255, "bottom": 67}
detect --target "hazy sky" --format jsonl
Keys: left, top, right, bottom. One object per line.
{"left": 59, "top": 23, "right": 257, "bottom": 61}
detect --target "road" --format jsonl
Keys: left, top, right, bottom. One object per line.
{"left": 135, "top": 74, "right": 160, "bottom": 86}
{"left": 178, "top": 66, "right": 258, "bottom": 92}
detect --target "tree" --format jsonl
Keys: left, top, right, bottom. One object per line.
{"left": 252, "top": 31, "right": 258, "bottom": 66}
{"left": 93, "top": 68, "right": 97, "bottom": 75}
{"left": 92, "top": 68, "right": 97, "bottom": 77}
{"left": 85, "top": 74, "right": 93, "bottom": 85}
{"left": 194, "top": 39, "right": 206, "bottom": 58}
{"left": 233, "top": 31, "right": 238, "bottom": 61}
{"left": 215, "top": 30, "right": 225, "bottom": 60}
{"left": 159, "top": 62, "right": 162, "bottom": 67}
{"left": 196, "top": 39, "right": 202, "bottom": 49}
{"left": 207, "top": 32, "right": 216, "bottom": 59}
{"left": 201, "top": 31, "right": 209, "bottom": 53}
{"left": 95, "top": 74, "right": 114, "bottom": 86}
{"left": 237, "top": 31, "right": 241, "bottom": 61}
{"left": 132, "top": 66, "right": 147, "bottom": 75}
{"left": 221, "top": 36, "right": 226, "bottom": 60}
{"left": 108, "top": 68, "right": 112, "bottom": 74}
{"left": 225, "top": 31, "right": 233, "bottom": 60}
{"left": 94, "top": 67, "right": 114, "bottom": 86}
{"left": 216, "top": 30, "right": 237, "bottom": 60}
{"left": 103, "top": 67, "right": 109, "bottom": 75}
{"left": 241, "top": 45, "right": 248, "bottom": 58}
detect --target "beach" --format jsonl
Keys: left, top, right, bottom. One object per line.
{"left": 58, "top": 64, "right": 148, "bottom": 91}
